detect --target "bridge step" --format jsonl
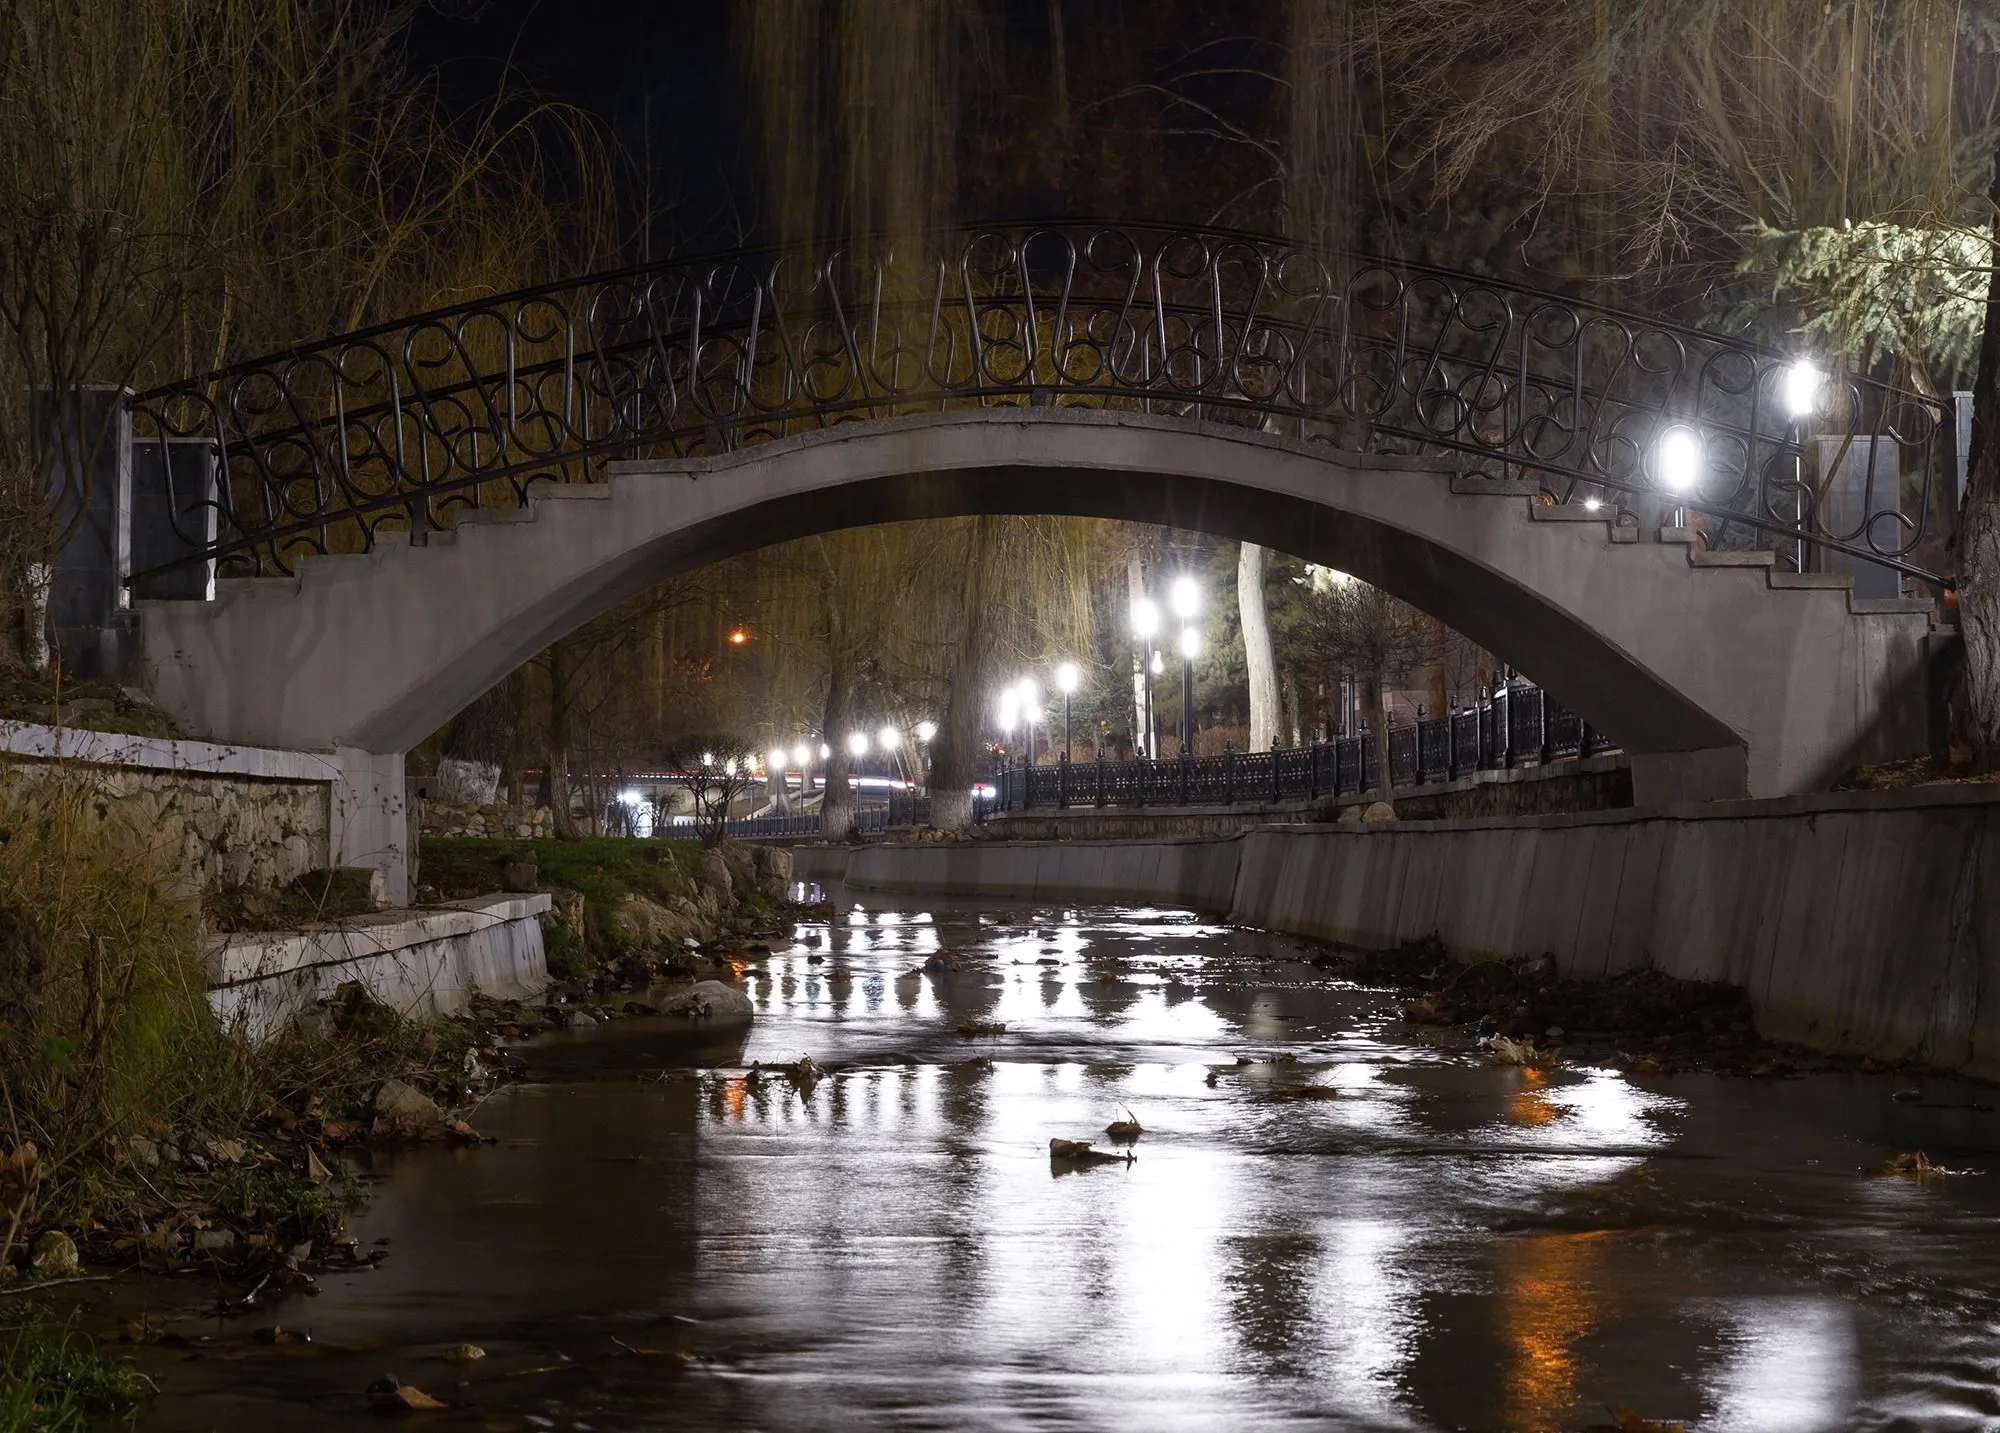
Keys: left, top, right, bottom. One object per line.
{"left": 455, "top": 507, "right": 536, "bottom": 527}
{"left": 1689, "top": 549, "right": 1776, "bottom": 568}
{"left": 1768, "top": 571, "right": 1852, "bottom": 590}
{"left": 1528, "top": 505, "right": 1613, "bottom": 523}
{"left": 1450, "top": 476, "right": 1541, "bottom": 498}
{"left": 1850, "top": 596, "right": 1934, "bottom": 616}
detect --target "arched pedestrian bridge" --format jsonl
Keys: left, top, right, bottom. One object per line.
{"left": 116, "top": 222, "right": 1946, "bottom": 898}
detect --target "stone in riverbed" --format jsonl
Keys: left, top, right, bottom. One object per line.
{"left": 657, "top": 980, "right": 754, "bottom": 1020}
{"left": 373, "top": 1079, "right": 447, "bottom": 1140}
{"left": 30, "top": 1229, "right": 78, "bottom": 1276}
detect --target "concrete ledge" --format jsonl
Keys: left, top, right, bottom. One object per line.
{"left": 206, "top": 892, "right": 552, "bottom": 1042}
{"left": 0, "top": 719, "right": 337, "bottom": 783}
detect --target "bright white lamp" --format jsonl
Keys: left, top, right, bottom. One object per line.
{"left": 1170, "top": 575, "right": 1201, "bottom": 620}
{"left": 915, "top": 720, "right": 937, "bottom": 742}
{"left": 793, "top": 743, "right": 812, "bottom": 768}
{"left": 1654, "top": 425, "right": 1703, "bottom": 494}
{"left": 878, "top": 725, "right": 902, "bottom": 750}
{"left": 1131, "top": 598, "right": 1160, "bottom": 641}
{"left": 1781, "top": 360, "right": 1823, "bottom": 421}
{"left": 1056, "top": 661, "right": 1079, "bottom": 694}
{"left": 1180, "top": 626, "right": 1203, "bottom": 660}
{"left": 846, "top": 732, "right": 869, "bottom": 758}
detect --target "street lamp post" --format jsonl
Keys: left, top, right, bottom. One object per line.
{"left": 1020, "top": 678, "right": 1042, "bottom": 766}
{"left": 1056, "top": 662, "right": 1079, "bottom": 762}
{"left": 1131, "top": 598, "right": 1159, "bottom": 758}
{"left": 1780, "top": 359, "right": 1823, "bottom": 575}
{"left": 1179, "top": 625, "right": 1202, "bottom": 755}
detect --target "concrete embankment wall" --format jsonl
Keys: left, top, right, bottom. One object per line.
{"left": 207, "top": 893, "right": 551, "bottom": 1043}
{"left": 794, "top": 785, "right": 2000, "bottom": 1076}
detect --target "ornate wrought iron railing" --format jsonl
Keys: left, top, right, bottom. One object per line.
{"left": 127, "top": 220, "right": 1953, "bottom": 585}
{"left": 991, "top": 679, "right": 1617, "bottom": 813}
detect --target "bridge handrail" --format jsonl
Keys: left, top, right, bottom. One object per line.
{"left": 126, "top": 219, "right": 1952, "bottom": 586}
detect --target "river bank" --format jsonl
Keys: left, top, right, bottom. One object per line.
{"left": 0, "top": 813, "right": 797, "bottom": 1429}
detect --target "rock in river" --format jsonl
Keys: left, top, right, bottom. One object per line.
{"left": 658, "top": 979, "right": 755, "bottom": 1021}
{"left": 373, "top": 1079, "right": 447, "bottom": 1140}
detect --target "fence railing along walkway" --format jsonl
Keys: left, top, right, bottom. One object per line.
{"left": 992, "top": 679, "right": 1615, "bottom": 813}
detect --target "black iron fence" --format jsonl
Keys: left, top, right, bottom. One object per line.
{"left": 991, "top": 680, "right": 1615, "bottom": 813}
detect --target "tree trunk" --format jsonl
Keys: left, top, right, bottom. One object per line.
{"left": 820, "top": 649, "right": 857, "bottom": 840}
{"left": 546, "top": 640, "right": 580, "bottom": 839}
{"left": 1362, "top": 666, "right": 1393, "bottom": 800}
{"left": 1239, "top": 541, "right": 1278, "bottom": 751}
{"left": 1961, "top": 148, "right": 2000, "bottom": 769}
{"left": 930, "top": 518, "right": 999, "bottom": 831}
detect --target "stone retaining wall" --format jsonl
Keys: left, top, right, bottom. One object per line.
{"left": 421, "top": 800, "right": 553, "bottom": 839}
{"left": 0, "top": 721, "right": 334, "bottom": 898}
{"left": 793, "top": 783, "right": 2000, "bottom": 1078}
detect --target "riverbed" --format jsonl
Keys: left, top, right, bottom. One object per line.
{"left": 130, "top": 896, "right": 2000, "bottom": 1431}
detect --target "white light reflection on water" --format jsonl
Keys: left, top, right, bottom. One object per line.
{"left": 1703, "top": 1299, "right": 1858, "bottom": 1431}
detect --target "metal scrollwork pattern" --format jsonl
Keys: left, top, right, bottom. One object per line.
{"left": 127, "top": 221, "right": 1952, "bottom": 584}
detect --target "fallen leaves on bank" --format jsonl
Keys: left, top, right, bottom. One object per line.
{"left": 956, "top": 1020, "right": 1007, "bottom": 1037}
{"left": 1486, "top": 1034, "right": 1561, "bottom": 1069}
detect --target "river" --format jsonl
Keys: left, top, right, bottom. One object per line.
{"left": 132, "top": 894, "right": 2000, "bottom": 1431}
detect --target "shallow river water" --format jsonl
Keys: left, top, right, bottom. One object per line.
{"left": 136, "top": 896, "right": 2000, "bottom": 1432}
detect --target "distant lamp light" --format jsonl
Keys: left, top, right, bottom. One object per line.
{"left": 1131, "top": 598, "right": 1160, "bottom": 641}
{"left": 724, "top": 758, "right": 738, "bottom": 777}
{"left": 1179, "top": 626, "right": 1203, "bottom": 660}
{"left": 878, "top": 725, "right": 902, "bottom": 750}
{"left": 818, "top": 742, "right": 832, "bottom": 760}
{"left": 846, "top": 732, "right": 870, "bottom": 758}
{"left": 915, "top": 720, "right": 937, "bottom": 743}
{"left": 728, "top": 627, "right": 749, "bottom": 645}
{"left": 1020, "top": 678, "right": 1040, "bottom": 707}
{"left": 1781, "top": 359, "right": 1824, "bottom": 421}
{"left": 1583, "top": 497, "right": 1602, "bottom": 512}
{"left": 768, "top": 747, "right": 789, "bottom": 771}
{"left": 793, "top": 743, "right": 812, "bottom": 768}
{"left": 1170, "top": 575, "right": 1201, "bottom": 619}
{"left": 1654, "top": 424, "right": 1704, "bottom": 494}
{"left": 618, "top": 789, "right": 644, "bottom": 806}
{"left": 1056, "top": 661, "right": 1080, "bottom": 694}
{"left": 701, "top": 750, "right": 715, "bottom": 767}
{"left": 1150, "top": 650, "right": 1164, "bottom": 675}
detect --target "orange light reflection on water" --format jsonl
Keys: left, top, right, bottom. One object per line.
{"left": 1498, "top": 1228, "right": 1615, "bottom": 1432}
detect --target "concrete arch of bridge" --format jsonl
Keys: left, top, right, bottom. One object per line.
{"left": 142, "top": 409, "right": 1927, "bottom": 846}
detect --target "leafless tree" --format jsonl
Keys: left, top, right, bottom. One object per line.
{"left": 1295, "top": 572, "right": 1441, "bottom": 799}
{"left": 662, "top": 737, "right": 762, "bottom": 847}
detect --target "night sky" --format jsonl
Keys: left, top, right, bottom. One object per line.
{"left": 408, "top": 0, "right": 749, "bottom": 251}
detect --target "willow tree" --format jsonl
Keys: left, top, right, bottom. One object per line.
{"left": 0, "top": 0, "right": 610, "bottom": 677}
{"left": 1349, "top": 0, "right": 2000, "bottom": 762}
